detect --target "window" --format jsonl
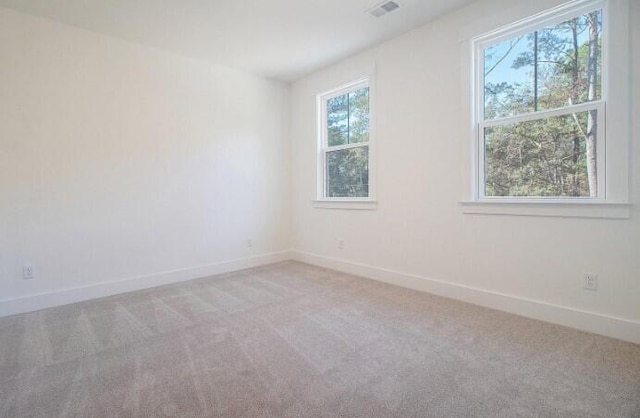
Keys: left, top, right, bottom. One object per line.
{"left": 317, "top": 78, "right": 373, "bottom": 204}
{"left": 473, "top": 1, "right": 606, "bottom": 200}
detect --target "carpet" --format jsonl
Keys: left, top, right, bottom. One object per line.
{"left": 1, "top": 261, "right": 639, "bottom": 417}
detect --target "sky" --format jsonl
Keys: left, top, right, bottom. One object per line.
{"left": 483, "top": 12, "right": 598, "bottom": 90}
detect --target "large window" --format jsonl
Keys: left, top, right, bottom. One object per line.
{"left": 473, "top": 1, "right": 605, "bottom": 200}
{"left": 317, "top": 79, "right": 372, "bottom": 201}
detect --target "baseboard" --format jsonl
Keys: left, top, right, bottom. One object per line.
{"left": 291, "top": 250, "right": 640, "bottom": 345}
{"left": 0, "top": 250, "right": 293, "bottom": 318}
{"left": 4, "top": 249, "right": 638, "bottom": 345}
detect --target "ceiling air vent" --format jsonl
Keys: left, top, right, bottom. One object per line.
{"left": 368, "top": 1, "right": 400, "bottom": 18}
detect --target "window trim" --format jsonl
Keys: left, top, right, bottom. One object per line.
{"left": 471, "top": 0, "right": 609, "bottom": 203}
{"left": 315, "top": 76, "right": 376, "bottom": 206}
{"left": 460, "top": 200, "right": 630, "bottom": 219}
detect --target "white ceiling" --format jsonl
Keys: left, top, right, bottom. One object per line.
{"left": 0, "top": 0, "right": 474, "bottom": 82}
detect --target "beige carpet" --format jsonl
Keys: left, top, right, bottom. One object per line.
{"left": 1, "top": 261, "right": 639, "bottom": 417}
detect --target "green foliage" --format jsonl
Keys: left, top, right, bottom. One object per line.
{"left": 485, "top": 112, "right": 592, "bottom": 197}
{"left": 327, "top": 87, "right": 369, "bottom": 146}
{"left": 326, "top": 146, "right": 369, "bottom": 198}
{"left": 327, "top": 94, "right": 348, "bottom": 146}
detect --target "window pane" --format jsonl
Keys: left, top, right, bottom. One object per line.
{"left": 484, "top": 110, "right": 598, "bottom": 197}
{"left": 484, "top": 35, "right": 535, "bottom": 118}
{"left": 348, "top": 87, "right": 369, "bottom": 144}
{"left": 484, "top": 9, "right": 602, "bottom": 119}
{"left": 327, "top": 94, "right": 348, "bottom": 146}
{"left": 326, "top": 146, "right": 369, "bottom": 198}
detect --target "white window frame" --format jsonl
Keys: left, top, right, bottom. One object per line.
{"left": 462, "top": 0, "right": 631, "bottom": 218}
{"left": 314, "top": 77, "right": 377, "bottom": 210}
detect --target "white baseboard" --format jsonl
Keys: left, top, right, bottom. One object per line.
{"left": 0, "top": 250, "right": 293, "bottom": 318}
{"left": 4, "top": 249, "right": 638, "bottom": 345}
{"left": 291, "top": 250, "right": 640, "bottom": 345}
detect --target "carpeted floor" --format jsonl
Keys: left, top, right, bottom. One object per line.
{"left": 1, "top": 261, "right": 639, "bottom": 417}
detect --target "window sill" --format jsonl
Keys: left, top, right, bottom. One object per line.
{"left": 459, "top": 200, "right": 631, "bottom": 219}
{"left": 312, "top": 200, "right": 378, "bottom": 210}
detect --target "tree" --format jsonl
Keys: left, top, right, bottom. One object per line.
{"left": 585, "top": 11, "right": 600, "bottom": 196}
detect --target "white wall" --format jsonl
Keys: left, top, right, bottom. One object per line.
{"left": 0, "top": 7, "right": 291, "bottom": 312}
{"left": 291, "top": 0, "right": 640, "bottom": 340}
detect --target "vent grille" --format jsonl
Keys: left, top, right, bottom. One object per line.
{"left": 380, "top": 1, "right": 399, "bottom": 12}
{"left": 368, "top": 1, "right": 400, "bottom": 17}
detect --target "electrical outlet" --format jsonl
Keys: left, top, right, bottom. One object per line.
{"left": 23, "top": 265, "right": 35, "bottom": 280}
{"left": 337, "top": 239, "right": 344, "bottom": 250}
{"left": 583, "top": 273, "right": 598, "bottom": 291}
{"left": 246, "top": 239, "right": 253, "bottom": 248}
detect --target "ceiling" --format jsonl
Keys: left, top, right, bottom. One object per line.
{"left": 0, "top": 0, "right": 474, "bottom": 82}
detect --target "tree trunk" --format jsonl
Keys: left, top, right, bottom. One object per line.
{"left": 586, "top": 12, "right": 599, "bottom": 197}
{"left": 570, "top": 19, "right": 580, "bottom": 196}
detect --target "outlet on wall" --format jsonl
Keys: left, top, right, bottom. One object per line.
{"left": 583, "top": 273, "right": 598, "bottom": 291}
{"left": 246, "top": 238, "right": 253, "bottom": 248}
{"left": 337, "top": 239, "right": 344, "bottom": 250}
{"left": 23, "top": 264, "right": 35, "bottom": 280}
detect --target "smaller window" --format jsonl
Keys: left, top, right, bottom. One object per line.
{"left": 317, "top": 79, "right": 372, "bottom": 200}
